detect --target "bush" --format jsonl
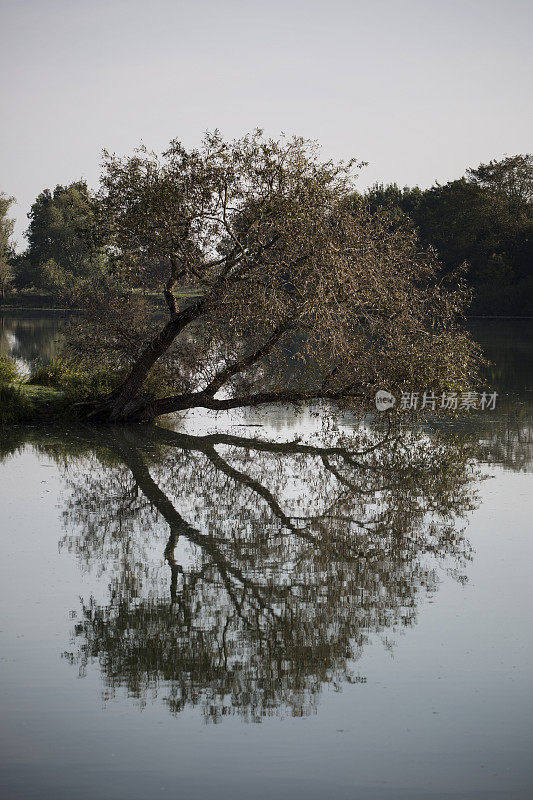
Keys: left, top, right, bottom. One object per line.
{"left": 29, "top": 358, "right": 171, "bottom": 401}
{"left": 0, "top": 354, "right": 23, "bottom": 386}
{"left": 29, "top": 358, "right": 121, "bottom": 398}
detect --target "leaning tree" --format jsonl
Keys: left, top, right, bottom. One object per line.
{"left": 72, "top": 131, "right": 479, "bottom": 423}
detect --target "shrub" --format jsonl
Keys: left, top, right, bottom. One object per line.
{"left": 0, "top": 354, "right": 22, "bottom": 386}
{"left": 29, "top": 358, "right": 171, "bottom": 401}
{"left": 30, "top": 359, "right": 119, "bottom": 397}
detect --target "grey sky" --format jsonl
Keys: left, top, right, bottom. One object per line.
{"left": 1, "top": 0, "right": 531, "bottom": 244}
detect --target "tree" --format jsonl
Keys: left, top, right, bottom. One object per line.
{"left": 364, "top": 168, "right": 533, "bottom": 313}
{"left": 23, "top": 180, "right": 107, "bottom": 300}
{"left": 72, "top": 131, "right": 478, "bottom": 423}
{"left": 0, "top": 192, "right": 16, "bottom": 299}
{"left": 465, "top": 155, "right": 533, "bottom": 311}
{"left": 467, "top": 154, "right": 533, "bottom": 216}
{"left": 364, "top": 183, "right": 425, "bottom": 225}
{"left": 412, "top": 179, "right": 512, "bottom": 284}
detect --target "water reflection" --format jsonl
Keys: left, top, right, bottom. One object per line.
{"left": 0, "top": 311, "right": 66, "bottom": 366}
{"left": 6, "top": 425, "right": 480, "bottom": 722}
{"left": 468, "top": 318, "right": 533, "bottom": 397}
{"left": 2, "top": 312, "right": 531, "bottom": 725}
{"left": 476, "top": 403, "right": 533, "bottom": 471}
{"left": 425, "top": 400, "right": 533, "bottom": 473}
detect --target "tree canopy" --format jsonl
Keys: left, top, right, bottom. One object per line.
{"left": 0, "top": 191, "right": 16, "bottom": 298}
{"left": 6, "top": 150, "right": 531, "bottom": 318}
{"left": 467, "top": 154, "right": 533, "bottom": 215}
{"left": 68, "top": 131, "right": 478, "bottom": 423}
{"left": 20, "top": 180, "right": 107, "bottom": 300}
{"left": 364, "top": 154, "right": 533, "bottom": 314}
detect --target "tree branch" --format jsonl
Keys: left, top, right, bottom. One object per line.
{"left": 201, "top": 321, "right": 295, "bottom": 397}
{"left": 145, "top": 385, "right": 365, "bottom": 419}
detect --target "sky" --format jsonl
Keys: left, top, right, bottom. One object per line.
{"left": 1, "top": 0, "right": 532, "bottom": 244}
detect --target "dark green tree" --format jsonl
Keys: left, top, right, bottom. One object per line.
{"left": 0, "top": 191, "right": 16, "bottom": 299}
{"left": 466, "top": 155, "right": 533, "bottom": 310}
{"left": 23, "top": 180, "right": 107, "bottom": 300}
{"left": 364, "top": 155, "right": 533, "bottom": 314}
{"left": 467, "top": 154, "right": 533, "bottom": 215}
{"left": 364, "top": 180, "right": 507, "bottom": 283}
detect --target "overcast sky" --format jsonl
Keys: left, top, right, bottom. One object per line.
{"left": 1, "top": 0, "right": 532, "bottom": 244}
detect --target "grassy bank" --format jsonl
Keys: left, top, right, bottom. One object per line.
{"left": 0, "top": 354, "right": 95, "bottom": 425}
{"left": 0, "top": 384, "right": 68, "bottom": 425}
{"left": 0, "top": 291, "right": 67, "bottom": 311}
{"left": 0, "top": 354, "right": 173, "bottom": 427}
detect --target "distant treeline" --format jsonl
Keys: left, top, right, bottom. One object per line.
{"left": 356, "top": 154, "right": 533, "bottom": 315}
{"left": 0, "top": 180, "right": 107, "bottom": 306}
{"left": 1, "top": 153, "right": 532, "bottom": 315}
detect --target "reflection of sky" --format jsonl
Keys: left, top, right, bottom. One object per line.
{"left": 0, "top": 330, "right": 31, "bottom": 377}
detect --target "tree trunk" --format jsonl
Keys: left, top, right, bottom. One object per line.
{"left": 82, "top": 298, "right": 205, "bottom": 423}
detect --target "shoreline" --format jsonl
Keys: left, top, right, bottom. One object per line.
{"left": 2, "top": 305, "right": 533, "bottom": 321}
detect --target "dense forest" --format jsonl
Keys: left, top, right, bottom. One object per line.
{"left": 1, "top": 153, "right": 531, "bottom": 315}
{"left": 361, "top": 154, "right": 533, "bottom": 315}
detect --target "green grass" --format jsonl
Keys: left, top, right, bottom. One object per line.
{"left": 0, "top": 291, "right": 64, "bottom": 310}
{"left": 19, "top": 384, "right": 65, "bottom": 402}
{"left": 0, "top": 345, "right": 178, "bottom": 426}
{"left": 0, "top": 383, "right": 68, "bottom": 425}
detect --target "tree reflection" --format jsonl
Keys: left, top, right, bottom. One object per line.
{"left": 0, "top": 311, "right": 65, "bottom": 364}
{"left": 46, "top": 424, "right": 480, "bottom": 722}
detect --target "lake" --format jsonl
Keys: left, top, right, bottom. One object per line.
{"left": 0, "top": 311, "right": 532, "bottom": 800}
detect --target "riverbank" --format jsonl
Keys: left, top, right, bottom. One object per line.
{"left": 2, "top": 292, "right": 532, "bottom": 319}
{"left": 0, "top": 287, "right": 202, "bottom": 312}
{"left": 0, "top": 292, "right": 70, "bottom": 311}
{"left": 0, "top": 383, "right": 68, "bottom": 425}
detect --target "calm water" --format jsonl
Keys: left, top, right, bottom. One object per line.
{"left": 0, "top": 312, "right": 532, "bottom": 800}
{"left": 0, "top": 310, "right": 67, "bottom": 367}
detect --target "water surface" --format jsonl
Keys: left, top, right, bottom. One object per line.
{"left": 0, "top": 313, "right": 532, "bottom": 799}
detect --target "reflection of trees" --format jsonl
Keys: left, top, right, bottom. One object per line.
{"left": 44, "top": 425, "right": 479, "bottom": 722}
{"left": 0, "top": 312, "right": 65, "bottom": 364}
{"left": 428, "top": 397, "right": 533, "bottom": 472}
{"left": 463, "top": 319, "right": 533, "bottom": 471}
{"left": 476, "top": 401, "right": 533, "bottom": 472}
{"left": 468, "top": 319, "right": 533, "bottom": 398}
